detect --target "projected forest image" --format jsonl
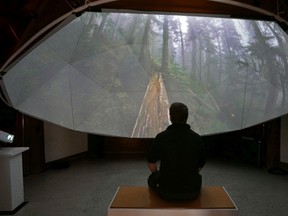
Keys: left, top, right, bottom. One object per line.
{"left": 3, "top": 12, "right": 288, "bottom": 138}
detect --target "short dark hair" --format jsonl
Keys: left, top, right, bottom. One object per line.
{"left": 169, "top": 102, "right": 188, "bottom": 123}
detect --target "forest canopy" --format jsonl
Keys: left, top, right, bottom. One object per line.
{"left": 2, "top": 12, "right": 288, "bottom": 138}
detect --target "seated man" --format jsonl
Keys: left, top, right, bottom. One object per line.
{"left": 147, "top": 102, "right": 206, "bottom": 201}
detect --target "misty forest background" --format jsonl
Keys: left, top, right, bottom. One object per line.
{"left": 68, "top": 12, "right": 288, "bottom": 136}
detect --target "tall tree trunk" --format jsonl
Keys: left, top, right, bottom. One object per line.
{"left": 96, "top": 13, "right": 108, "bottom": 40}
{"left": 266, "top": 23, "right": 288, "bottom": 106}
{"left": 161, "top": 16, "right": 169, "bottom": 74}
{"left": 198, "top": 38, "right": 203, "bottom": 81}
{"left": 178, "top": 18, "right": 185, "bottom": 71}
{"left": 187, "top": 19, "right": 198, "bottom": 78}
{"left": 127, "top": 16, "right": 139, "bottom": 45}
{"left": 251, "top": 22, "right": 277, "bottom": 116}
{"left": 191, "top": 36, "right": 197, "bottom": 78}
{"left": 140, "top": 15, "right": 152, "bottom": 74}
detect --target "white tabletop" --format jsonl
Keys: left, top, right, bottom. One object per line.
{"left": 0, "top": 147, "right": 29, "bottom": 157}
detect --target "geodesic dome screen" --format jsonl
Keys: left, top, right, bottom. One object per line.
{"left": 2, "top": 12, "right": 288, "bottom": 138}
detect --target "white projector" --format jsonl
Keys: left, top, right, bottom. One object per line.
{"left": 0, "top": 130, "right": 14, "bottom": 143}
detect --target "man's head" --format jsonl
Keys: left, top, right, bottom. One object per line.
{"left": 169, "top": 102, "right": 188, "bottom": 124}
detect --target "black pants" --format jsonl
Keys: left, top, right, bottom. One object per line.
{"left": 148, "top": 171, "right": 201, "bottom": 201}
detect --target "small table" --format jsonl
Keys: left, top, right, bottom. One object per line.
{"left": 0, "top": 147, "right": 29, "bottom": 213}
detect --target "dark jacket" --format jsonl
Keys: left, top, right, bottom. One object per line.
{"left": 147, "top": 123, "right": 206, "bottom": 195}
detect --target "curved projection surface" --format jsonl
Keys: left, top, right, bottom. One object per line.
{"left": 3, "top": 12, "right": 288, "bottom": 138}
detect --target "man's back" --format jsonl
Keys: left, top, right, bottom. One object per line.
{"left": 147, "top": 102, "right": 206, "bottom": 201}
{"left": 148, "top": 123, "right": 205, "bottom": 194}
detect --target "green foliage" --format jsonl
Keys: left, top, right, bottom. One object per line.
{"left": 169, "top": 62, "right": 206, "bottom": 95}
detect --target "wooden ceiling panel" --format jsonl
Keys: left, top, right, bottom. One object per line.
{"left": 98, "top": 0, "right": 256, "bottom": 15}
{"left": 0, "top": 0, "right": 287, "bottom": 69}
